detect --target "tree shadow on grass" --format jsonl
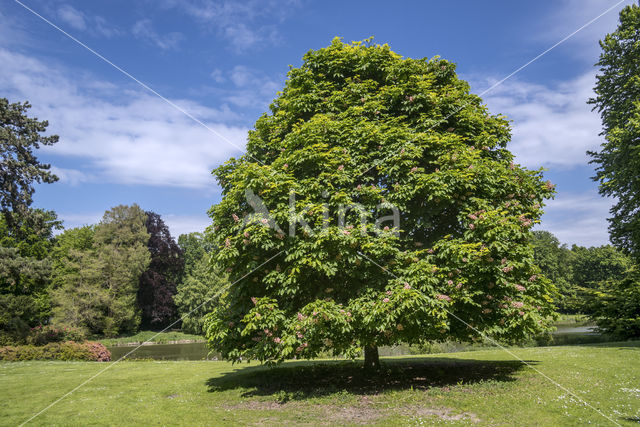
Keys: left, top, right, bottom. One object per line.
{"left": 206, "top": 356, "right": 535, "bottom": 400}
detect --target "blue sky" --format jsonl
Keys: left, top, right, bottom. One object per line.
{"left": 1, "top": 0, "right": 634, "bottom": 246}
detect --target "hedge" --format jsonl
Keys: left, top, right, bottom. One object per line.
{"left": 0, "top": 341, "right": 111, "bottom": 362}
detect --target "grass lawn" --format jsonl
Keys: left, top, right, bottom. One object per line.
{"left": 96, "top": 330, "right": 204, "bottom": 347}
{"left": 1, "top": 342, "right": 638, "bottom": 426}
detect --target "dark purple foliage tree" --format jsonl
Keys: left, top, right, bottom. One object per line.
{"left": 137, "top": 211, "right": 184, "bottom": 329}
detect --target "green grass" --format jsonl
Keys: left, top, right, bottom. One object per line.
{"left": 1, "top": 342, "right": 639, "bottom": 425}
{"left": 96, "top": 330, "right": 204, "bottom": 347}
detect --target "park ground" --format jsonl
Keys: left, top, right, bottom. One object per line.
{"left": 1, "top": 341, "right": 639, "bottom": 426}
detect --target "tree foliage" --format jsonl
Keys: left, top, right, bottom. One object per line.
{"left": 0, "top": 209, "right": 60, "bottom": 344}
{"left": 137, "top": 211, "right": 183, "bottom": 329}
{"left": 530, "top": 231, "right": 575, "bottom": 311}
{"left": 588, "top": 4, "right": 640, "bottom": 258}
{"left": 204, "top": 39, "right": 557, "bottom": 365}
{"left": 175, "top": 232, "right": 226, "bottom": 334}
{"left": 52, "top": 205, "right": 150, "bottom": 336}
{"left": 0, "top": 98, "right": 58, "bottom": 228}
{"left": 586, "top": 266, "right": 640, "bottom": 339}
{"left": 530, "top": 230, "right": 633, "bottom": 314}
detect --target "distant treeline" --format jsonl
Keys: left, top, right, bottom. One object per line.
{"left": 0, "top": 204, "right": 226, "bottom": 344}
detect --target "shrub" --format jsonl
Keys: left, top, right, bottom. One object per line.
{"left": 26, "top": 325, "right": 87, "bottom": 346}
{"left": 0, "top": 341, "right": 111, "bottom": 361}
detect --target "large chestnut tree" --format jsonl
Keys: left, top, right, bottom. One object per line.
{"left": 204, "top": 39, "right": 556, "bottom": 368}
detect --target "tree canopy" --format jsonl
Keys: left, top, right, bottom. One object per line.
{"left": 52, "top": 205, "right": 150, "bottom": 336}
{"left": 204, "top": 38, "right": 557, "bottom": 367}
{"left": 588, "top": 4, "right": 640, "bottom": 259}
{"left": 137, "top": 211, "right": 183, "bottom": 329}
{"left": 0, "top": 98, "right": 58, "bottom": 229}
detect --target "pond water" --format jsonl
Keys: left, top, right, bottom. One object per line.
{"left": 107, "top": 325, "right": 610, "bottom": 361}
{"left": 107, "top": 342, "right": 216, "bottom": 361}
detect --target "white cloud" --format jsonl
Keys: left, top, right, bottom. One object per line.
{"left": 0, "top": 48, "right": 247, "bottom": 189}
{"left": 482, "top": 72, "right": 604, "bottom": 169}
{"left": 54, "top": 4, "right": 122, "bottom": 38}
{"left": 538, "top": 0, "right": 635, "bottom": 61}
{"left": 132, "top": 19, "right": 184, "bottom": 50}
{"left": 57, "top": 4, "right": 86, "bottom": 31}
{"left": 50, "top": 166, "right": 92, "bottom": 186}
{"left": 57, "top": 212, "right": 103, "bottom": 232}
{"left": 158, "top": 0, "right": 300, "bottom": 51}
{"left": 210, "top": 68, "right": 225, "bottom": 83}
{"left": 163, "top": 214, "right": 211, "bottom": 237}
{"left": 225, "top": 65, "right": 280, "bottom": 108}
{"left": 538, "top": 190, "right": 614, "bottom": 247}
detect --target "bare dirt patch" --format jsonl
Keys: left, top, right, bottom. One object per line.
{"left": 221, "top": 398, "right": 480, "bottom": 424}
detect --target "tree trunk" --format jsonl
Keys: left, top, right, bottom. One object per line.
{"left": 363, "top": 345, "right": 380, "bottom": 371}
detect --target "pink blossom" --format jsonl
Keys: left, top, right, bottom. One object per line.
{"left": 274, "top": 337, "right": 281, "bottom": 344}
{"left": 261, "top": 218, "right": 269, "bottom": 224}
{"left": 545, "top": 180, "right": 555, "bottom": 190}
{"left": 515, "top": 285, "right": 526, "bottom": 292}
{"left": 462, "top": 257, "right": 468, "bottom": 263}
{"left": 447, "top": 280, "right": 454, "bottom": 286}
{"left": 297, "top": 312, "right": 305, "bottom": 320}
{"left": 283, "top": 163, "right": 288, "bottom": 169}
{"left": 404, "top": 283, "right": 411, "bottom": 290}
{"left": 243, "top": 239, "right": 250, "bottom": 245}
{"left": 511, "top": 301, "right": 524, "bottom": 308}
{"left": 338, "top": 164, "right": 344, "bottom": 171}
{"left": 408, "top": 96, "right": 414, "bottom": 102}
{"left": 469, "top": 224, "right": 475, "bottom": 230}
{"left": 528, "top": 275, "right": 537, "bottom": 282}
{"left": 437, "top": 294, "right": 452, "bottom": 302}
{"left": 411, "top": 167, "right": 418, "bottom": 173}
{"left": 357, "top": 184, "right": 362, "bottom": 190}
{"left": 427, "top": 249, "right": 434, "bottom": 254}
{"left": 342, "top": 229, "right": 351, "bottom": 235}
{"left": 232, "top": 213, "right": 239, "bottom": 222}
{"left": 501, "top": 258, "right": 507, "bottom": 265}
{"left": 361, "top": 97, "right": 366, "bottom": 103}
{"left": 456, "top": 283, "right": 462, "bottom": 289}
{"left": 244, "top": 231, "right": 250, "bottom": 238}
{"left": 519, "top": 311, "right": 525, "bottom": 316}
{"left": 251, "top": 297, "right": 258, "bottom": 305}
{"left": 346, "top": 312, "right": 352, "bottom": 317}
{"left": 296, "top": 332, "right": 304, "bottom": 339}
{"left": 383, "top": 298, "right": 390, "bottom": 303}
{"left": 383, "top": 226, "right": 389, "bottom": 231}
{"left": 225, "top": 238, "right": 231, "bottom": 247}
{"left": 386, "top": 290, "right": 392, "bottom": 295}
{"left": 509, "top": 162, "right": 515, "bottom": 170}
{"left": 468, "top": 214, "right": 478, "bottom": 220}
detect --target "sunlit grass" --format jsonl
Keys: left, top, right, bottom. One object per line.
{"left": 1, "top": 342, "right": 638, "bottom": 425}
